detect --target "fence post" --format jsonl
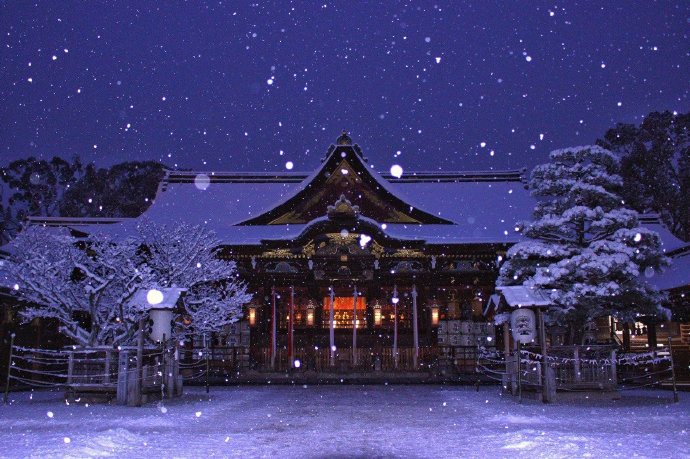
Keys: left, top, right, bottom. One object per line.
{"left": 160, "top": 334, "right": 166, "bottom": 402}
{"left": 134, "top": 318, "right": 144, "bottom": 406}
{"left": 609, "top": 349, "right": 617, "bottom": 386}
{"left": 475, "top": 346, "right": 480, "bottom": 392}
{"left": 573, "top": 347, "right": 581, "bottom": 383}
{"left": 116, "top": 350, "right": 129, "bottom": 405}
{"left": 3, "top": 333, "right": 14, "bottom": 404}
{"left": 104, "top": 350, "right": 111, "bottom": 385}
{"left": 205, "top": 334, "right": 210, "bottom": 394}
{"left": 668, "top": 337, "right": 679, "bottom": 403}
{"left": 67, "top": 352, "right": 74, "bottom": 385}
{"left": 517, "top": 340, "right": 522, "bottom": 404}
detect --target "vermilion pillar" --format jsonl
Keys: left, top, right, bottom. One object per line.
{"left": 288, "top": 286, "right": 294, "bottom": 367}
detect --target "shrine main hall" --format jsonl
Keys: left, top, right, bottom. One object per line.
{"left": 24, "top": 132, "right": 689, "bottom": 377}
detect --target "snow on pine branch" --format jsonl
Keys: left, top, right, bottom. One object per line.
{"left": 498, "top": 145, "right": 670, "bottom": 331}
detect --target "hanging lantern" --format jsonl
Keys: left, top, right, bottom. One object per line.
{"left": 248, "top": 306, "right": 257, "bottom": 327}
{"left": 373, "top": 300, "right": 382, "bottom": 326}
{"left": 430, "top": 301, "right": 439, "bottom": 327}
{"left": 306, "top": 299, "right": 315, "bottom": 326}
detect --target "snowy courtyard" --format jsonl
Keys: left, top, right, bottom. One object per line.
{"left": 1, "top": 385, "right": 688, "bottom": 458}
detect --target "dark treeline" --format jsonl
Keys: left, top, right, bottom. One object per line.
{"left": 597, "top": 110, "right": 690, "bottom": 242}
{"left": 1, "top": 158, "right": 166, "bottom": 244}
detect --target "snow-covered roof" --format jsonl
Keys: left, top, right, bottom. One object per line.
{"left": 496, "top": 286, "right": 553, "bottom": 307}
{"left": 651, "top": 249, "right": 690, "bottom": 291}
{"left": 71, "top": 169, "right": 533, "bottom": 245}
{"left": 12, "top": 143, "right": 689, "bottom": 254}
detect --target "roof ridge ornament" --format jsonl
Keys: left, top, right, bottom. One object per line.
{"left": 336, "top": 129, "right": 353, "bottom": 146}
{"left": 327, "top": 193, "right": 360, "bottom": 220}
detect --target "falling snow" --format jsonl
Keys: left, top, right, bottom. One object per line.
{"left": 0, "top": 3, "right": 685, "bottom": 172}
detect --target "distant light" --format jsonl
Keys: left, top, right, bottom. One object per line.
{"left": 147, "top": 289, "right": 164, "bottom": 305}
{"left": 390, "top": 164, "right": 403, "bottom": 178}
{"left": 285, "top": 161, "right": 294, "bottom": 170}
{"left": 294, "top": 359, "right": 301, "bottom": 368}
{"left": 435, "top": 57, "right": 441, "bottom": 64}
{"left": 266, "top": 78, "right": 274, "bottom": 85}
{"left": 525, "top": 55, "right": 532, "bottom": 62}
{"left": 13, "top": 283, "right": 19, "bottom": 291}
{"left": 634, "top": 233, "right": 642, "bottom": 242}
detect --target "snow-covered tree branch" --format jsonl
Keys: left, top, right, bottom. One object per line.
{"left": 4, "top": 221, "right": 251, "bottom": 346}
{"left": 136, "top": 220, "right": 252, "bottom": 337}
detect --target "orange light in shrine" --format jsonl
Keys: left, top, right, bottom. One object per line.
{"left": 430, "top": 302, "right": 439, "bottom": 327}
{"left": 306, "top": 300, "right": 315, "bottom": 326}
{"left": 248, "top": 306, "right": 257, "bottom": 327}
{"left": 373, "top": 300, "right": 382, "bottom": 327}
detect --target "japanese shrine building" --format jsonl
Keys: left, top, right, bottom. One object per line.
{"left": 10, "top": 133, "right": 690, "bottom": 375}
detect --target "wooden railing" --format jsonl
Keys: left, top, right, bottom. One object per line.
{"left": 248, "top": 346, "right": 478, "bottom": 372}
{"left": 680, "top": 324, "right": 690, "bottom": 345}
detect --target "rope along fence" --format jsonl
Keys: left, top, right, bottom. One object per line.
{"left": 476, "top": 344, "right": 679, "bottom": 401}
{"left": 3, "top": 342, "right": 183, "bottom": 405}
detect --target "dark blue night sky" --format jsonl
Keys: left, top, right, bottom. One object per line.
{"left": 1, "top": 1, "right": 688, "bottom": 174}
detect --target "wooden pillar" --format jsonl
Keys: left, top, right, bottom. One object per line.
{"left": 116, "top": 350, "right": 129, "bottom": 405}
{"left": 503, "top": 321, "right": 512, "bottom": 392}
{"left": 393, "top": 285, "right": 399, "bottom": 369}
{"left": 537, "top": 308, "right": 551, "bottom": 403}
{"left": 352, "top": 286, "right": 358, "bottom": 366}
{"left": 622, "top": 322, "right": 630, "bottom": 351}
{"left": 135, "top": 318, "right": 144, "bottom": 405}
{"left": 288, "top": 286, "right": 294, "bottom": 368}
{"left": 271, "top": 287, "right": 276, "bottom": 370}
{"left": 104, "top": 351, "right": 111, "bottom": 385}
{"left": 412, "top": 284, "right": 419, "bottom": 369}
{"left": 329, "top": 287, "right": 335, "bottom": 367}
{"left": 647, "top": 321, "right": 658, "bottom": 349}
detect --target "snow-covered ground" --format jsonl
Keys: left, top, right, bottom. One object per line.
{"left": 1, "top": 385, "right": 687, "bottom": 458}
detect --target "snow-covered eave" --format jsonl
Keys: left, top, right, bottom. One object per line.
{"left": 27, "top": 216, "right": 128, "bottom": 227}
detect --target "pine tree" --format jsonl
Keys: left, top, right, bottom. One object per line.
{"left": 597, "top": 111, "right": 690, "bottom": 241}
{"left": 498, "top": 146, "right": 669, "bottom": 336}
